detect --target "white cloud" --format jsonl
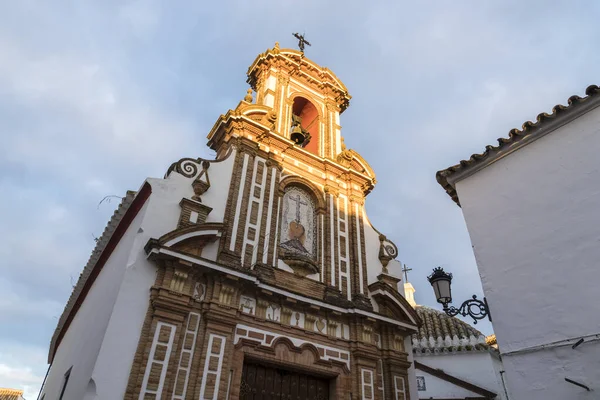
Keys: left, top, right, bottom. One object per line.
{"left": 0, "top": 36, "right": 196, "bottom": 175}
{"left": 0, "top": 285, "right": 63, "bottom": 319}
{"left": 0, "top": 343, "right": 47, "bottom": 400}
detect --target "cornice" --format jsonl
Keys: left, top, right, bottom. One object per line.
{"left": 205, "top": 111, "right": 376, "bottom": 196}
{"left": 145, "top": 245, "right": 419, "bottom": 332}
{"left": 246, "top": 45, "right": 351, "bottom": 113}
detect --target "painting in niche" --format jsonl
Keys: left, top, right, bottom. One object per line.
{"left": 280, "top": 186, "right": 315, "bottom": 256}
{"left": 278, "top": 186, "right": 319, "bottom": 276}
{"left": 416, "top": 376, "right": 426, "bottom": 391}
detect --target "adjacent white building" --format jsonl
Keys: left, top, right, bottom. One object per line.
{"left": 405, "top": 282, "right": 507, "bottom": 400}
{"left": 436, "top": 85, "right": 600, "bottom": 399}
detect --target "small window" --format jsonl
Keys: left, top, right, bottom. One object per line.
{"left": 416, "top": 375, "right": 427, "bottom": 391}
{"left": 59, "top": 367, "right": 72, "bottom": 400}
{"left": 394, "top": 376, "right": 406, "bottom": 400}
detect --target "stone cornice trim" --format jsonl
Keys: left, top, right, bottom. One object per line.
{"left": 207, "top": 112, "right": 375, "bottom": 187}
{"left": 369, "top": 288, "right": 421, "bottom": 326}
{"left": 145, "top": 246, "right": 418, "bottom": 332}
{"left": 151, "top": 223, "right": 225, "bottom": 249}
{"left": 246, "top": 47, "right": 351, "bottom": 112}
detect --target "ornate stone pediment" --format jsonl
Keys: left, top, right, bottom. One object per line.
{"left": 369, "top": 279, "right": 422, "bottom": 327}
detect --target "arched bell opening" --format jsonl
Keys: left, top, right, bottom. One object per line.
{"left": 290, "top": 96, "right": 320, "bottom": 155}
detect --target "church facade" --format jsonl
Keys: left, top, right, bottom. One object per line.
{"left": 41, "top": 44, "right": 420, "bottom": 400}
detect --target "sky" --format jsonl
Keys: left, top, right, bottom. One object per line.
{"left": 1, "top": 0, "right": 599, "bottom": 398}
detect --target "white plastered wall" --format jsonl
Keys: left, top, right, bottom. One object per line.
{"left": 414, "top": 352, "right": 506, "bottom": 399}
{"left": 42, "top": 154, "right": 236, "bottom": 399}
{"left": 92, "top": 155, "right": 235, "bottom": 398}
{"left": 455, "top": 105, "right": 600, "bottom": 399}
{"left": 40, "top": 199, "right": 151, "bottom": 400}
{"left": 362, "top": 208, "right": 403, "bottom": 287}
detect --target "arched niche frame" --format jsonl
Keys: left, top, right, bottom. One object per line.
{"left": 288, "top": 92, "right": 324, "bottom": 157}
{"left": 276, "top": 176, "right": 326, "bottom": 277}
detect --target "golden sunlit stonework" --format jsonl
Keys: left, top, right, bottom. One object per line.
{"left": 47, "top": 43, "right": 419, "bottom": 400}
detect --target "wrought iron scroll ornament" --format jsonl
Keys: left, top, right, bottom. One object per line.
{"left": 168, "top": 157, "right": 201, "bottom": 178}
{"left": 427, "top": 267, "right": 492, "bottom": 324}
{"left": 442, "top": 295, "right": 491, "bottom": 325}
{"left": 164, "top": 147, "right": 234, "bottom": 179}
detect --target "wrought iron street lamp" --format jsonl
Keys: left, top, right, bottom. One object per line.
{"left": 427, "top": 267, "right": 492, "bottom": 324}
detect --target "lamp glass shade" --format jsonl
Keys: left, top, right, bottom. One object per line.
{"left": 432, "top": 278, "right": 452, "bottom": 304}
{"left": 427, "top": 267, "right": 453, "bottom": 305}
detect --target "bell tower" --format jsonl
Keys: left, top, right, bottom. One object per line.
{"left": 246, "top": 42, "right": 351, "bottom": 159}
{"left": 206, "top": 42, "right": 380, "bottom": 299}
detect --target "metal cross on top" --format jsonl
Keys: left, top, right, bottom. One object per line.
{"left": 402, "top": 264, "right": 413, "bottom": 282}
{"left": 293, "top": 32, "right": 311, "bottom": 52}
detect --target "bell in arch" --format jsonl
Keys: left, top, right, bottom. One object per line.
{"left": 290, "top": 114, "right": 309, "bottom": 146}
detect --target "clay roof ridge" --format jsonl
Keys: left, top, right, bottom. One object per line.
{"left": 0, "top": 387, "right": 24, "bottom": 400}
{"left": 412, "top": 306, "right": 489, "bottom": 353}
{"left": 437, "top": 84, "right": 600, "bottom": 206}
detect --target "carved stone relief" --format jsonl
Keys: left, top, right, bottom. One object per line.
{"left": 393, "top": 335, "right": 405, "bottom": 351}
{"left": 374, "top": 333, "right": 382, "bottom": 349}
{"left": 315, "top": 318, "right": 327, "bottom": 334}
{"left": 362, "top": 324, "right": 373, "bottom": 344}
{"left": 290, "top": 311, "right": 305, "bottom": 328}
{"left": 266, "top": 304, "right": 281, "bottom": 322}
{"left": 239, "top": 295, "right": 256, "bottom": 315}
{"left": 238, "top": 297, "right": 353, "bottom": 340}
{"left": 170, "top": 270, "right": 188, "bottom": 293}
{"left": 193, "top": 282, "right": 206, "bottom": 301}
{"left": 218, "top": 285, "right": 235, "bottom": 306}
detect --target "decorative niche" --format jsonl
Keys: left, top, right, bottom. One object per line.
{"left": 278, "top": 185, "right": 319, "bottom": 276}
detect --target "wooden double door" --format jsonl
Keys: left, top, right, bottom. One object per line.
{"left": 240, "top": 362, "right": 330, "bottom": 400}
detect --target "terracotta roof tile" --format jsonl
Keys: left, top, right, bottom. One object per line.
{"left": 437, "top": 84, "right": 600, "bottom": 206}
{"left": 412, "top": 306, "right": 489, "bottom": 354}
{"left": 0, "top": 388, "right": 24, "bottom": 400}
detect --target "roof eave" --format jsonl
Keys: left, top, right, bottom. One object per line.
{"left": 437, "top": 84, "right": 600, "bottom": 206}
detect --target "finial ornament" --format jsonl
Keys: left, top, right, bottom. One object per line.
{"left": 292, "top": 32, "right": 311, "bottom": 53}
{"left": 244, "top": 88, "right": 253, "bottom": 103}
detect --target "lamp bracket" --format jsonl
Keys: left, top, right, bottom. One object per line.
{"left": 442, "top": 295, "right": 492, "bottom": 324}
